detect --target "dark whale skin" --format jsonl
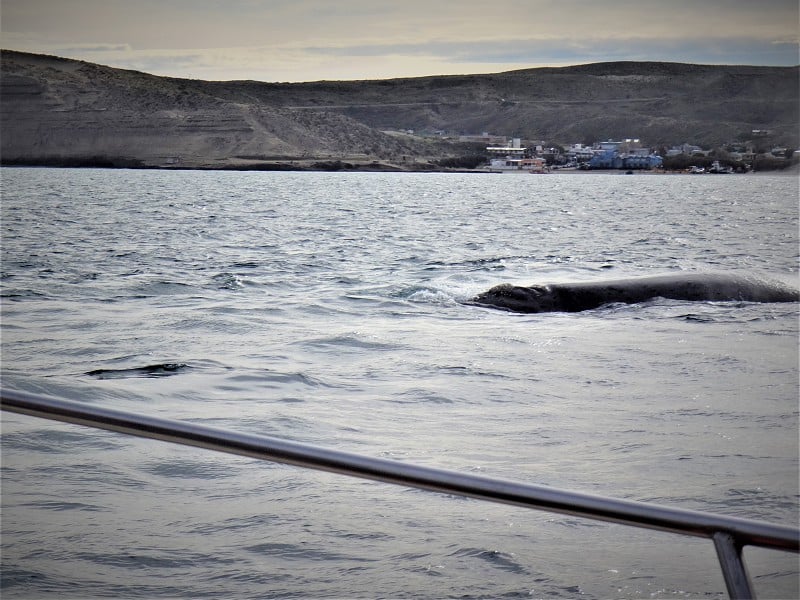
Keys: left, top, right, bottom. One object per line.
{"left": 470, "top": 273, "right": 800, "bottom": 314}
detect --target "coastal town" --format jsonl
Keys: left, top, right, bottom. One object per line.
{"left": 459, "top": 132, "right": 799, "bottom": 173}
{"left": 2, "top": 51, "right": 796, "bottom": 173}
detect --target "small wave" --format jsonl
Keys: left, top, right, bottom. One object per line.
{"left": 85, "top": 362, "right": 189, "bottom": 379}
{"left": 0, "top": 288, "right": 50, "bottom": 300}
{"left": 191, "top": 514, "right": 281, "bottom": 535}
{"left": 74, "top": 549, "right": 220, "bottom": 569}
{"left": 448, "top": 547, "right": 528, "bottom": 575}
{"left": 547, "top": 517, "right": 608, "bottom": 530}
{"left": 679, "top": 312, "right": 717, "bottom": 323}
{"left": 430, "top": 255, "right": 534, "bottom": 272}
{"left": 244, "top": 542, "right": 371, "bottom": 563}
{"left": 0, "top": 568, "right": 58, "bottom": 591}
{"left": 211, "top": 272, "right": 245, "bottom": 290}
{"left": 391, "top": 284, "right": 476, "bottom": 306}
{"left": 299, "top": 333, "right": 400, "bottom": 352}
{"left": 1, "top": 428, "right": 121, "bottom": 453}
{"left": 391, "top": 388, "right": 454, "bottom": 404}
{"left": 753, "top": 569, "right": 800, "bottom": 584}
{"left": 140, "top": 458, "right": 237, "bottom": 480}
{"left": 423, "top": 363, "right": 511, "bottom": 381}
{"left": 129, "top": 280, "right": 197, "bottom": 297}
{"left": 256, "top": 370, "right": 338, "bottom": 388}
{"left": 406, "top": 288, "right": 460, "bottom": 305}
{"left": 22, "top": 500, "right": 107, "bottom": 512}
{"left": 230, "top": 261, "right": 260, "bottom": 269}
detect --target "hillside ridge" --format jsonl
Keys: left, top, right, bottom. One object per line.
{"left": 1, "top": 50, "right": 797, "bottom": 169}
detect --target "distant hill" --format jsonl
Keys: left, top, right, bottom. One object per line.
{"left": 1, "top": 50, "right": 797, "bottom": 169}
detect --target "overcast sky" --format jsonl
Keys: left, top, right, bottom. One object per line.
{"left": 2, "top": 0, "right": 798, "bottom": 82}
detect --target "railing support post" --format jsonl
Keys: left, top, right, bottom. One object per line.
{"left": 713, "top": 531, "right": 755, "bottom": 599}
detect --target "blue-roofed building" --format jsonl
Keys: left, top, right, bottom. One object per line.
{"left": 588, "top": 140, "right": 663, "bottom": 170}
{"left": 589, "top": 148, "right": 621, "bottom": 169}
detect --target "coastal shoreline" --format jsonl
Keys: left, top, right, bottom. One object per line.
{"left": 3, "top": 51, "right": 797, "bottom": 177}
{"left": 3, "top": 159, "right": 795, "bottom": 175}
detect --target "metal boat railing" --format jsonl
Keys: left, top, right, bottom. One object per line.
{"left": 1, "top": 388, "right": 797, "bottom": 599}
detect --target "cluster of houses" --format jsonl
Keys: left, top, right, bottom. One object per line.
{"left": 476, "top": 133, "right": 795, "bottom": 173}
{"left": 484, "top": 138, "right": 663, "bottom": 172}
{"left": 664, "top": 142, "right": 792, "bottom": 163}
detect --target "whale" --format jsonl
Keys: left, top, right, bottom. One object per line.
{"left": 469, "top": 273, "right": 799, "bottom": 314}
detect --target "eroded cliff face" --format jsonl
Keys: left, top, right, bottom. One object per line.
{"left": 0, "top": 51, "right": 442, "bottom": 168}
{"left": 2, "top": 50, "right": 798, "bottom": 169}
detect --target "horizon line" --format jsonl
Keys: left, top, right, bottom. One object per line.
{"left": 2, "top": 48, "right": 798, "bottom": 85}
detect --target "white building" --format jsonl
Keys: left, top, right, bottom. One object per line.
{"left": 459, "top": 132, "right": 508, "bottom": 144}
{"left": 486, "top": 136, "right": 527, "bottom": 169}
{"left": 567, "top": 144, "right": 594, "bottom": 161}
{"left": 666, "top": 143, "right": 705, "bottom": 156}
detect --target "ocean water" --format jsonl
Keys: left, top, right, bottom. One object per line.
{"left": 1, "top": 167, "right": 798, "bottom": 599}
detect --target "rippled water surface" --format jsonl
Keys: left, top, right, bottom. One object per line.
{"left": 2, "top": 168, "right": 798, "bottom": 598}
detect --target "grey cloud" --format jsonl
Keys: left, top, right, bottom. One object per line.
{"left": 299, "top": 36, "right": 800, "bottom": 67}
{"left": 60, "top": 44, "right": 133, "bottom": 53}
